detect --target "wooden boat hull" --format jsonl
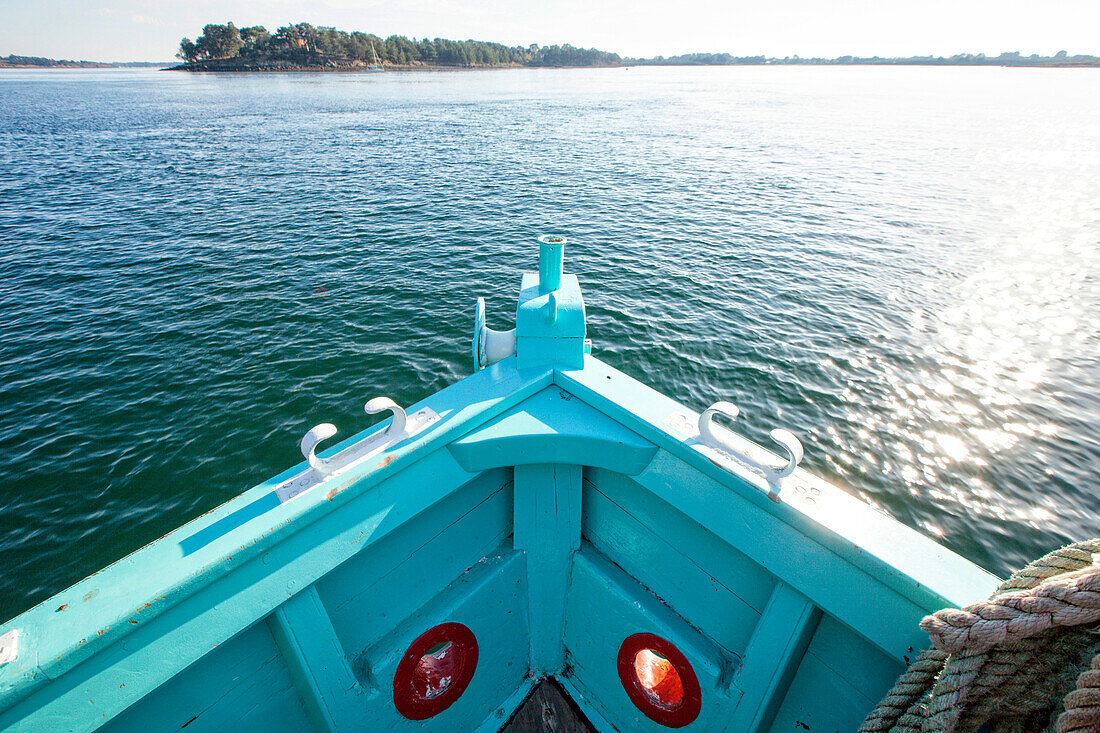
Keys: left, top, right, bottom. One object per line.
{"left": 0, "top": 244, "right": 999, "bottom": 731}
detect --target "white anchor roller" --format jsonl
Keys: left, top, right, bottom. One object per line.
{"left": 300, "top": 423, "right": 339, "bottom": 474}
{"left": 472, "top": 296, "right": 517, "bottom": 371}
{"left": 697, "top": 401, "right": 804, "bottom": 494}
{"left": 300, "top": 397, "right": 409, "bottom": 477}
{"left": 277, "top": 396, "right": 439, "bottom": 502}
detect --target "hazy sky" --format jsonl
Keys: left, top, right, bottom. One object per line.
{"left": 3, "top": 0, "right": 1099, "bottom": 62}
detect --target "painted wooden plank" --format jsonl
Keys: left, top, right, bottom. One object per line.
{"left": 515, "top": 463, "right": 582, "bottom": 675}
{"left": 584, "top": 467, "right": 777, "bottom": 615}
{"left": 806, "top": 615, "right": 906, "bottom": 701}
{"left": 101, "top": 623, "right": 311, "bottom": 733}
{"left": 555, "top": 356, "right": 1000, "bottom": 611}
{"left": 766, "top": 651, "right": 880, "bottom": 733}
{"left": 448, "top": 386, "right": 657, "bottom": 476}
{"left": 725, "top": 582, "right": 821, "bottom": 733}
{"left": 0, "top": 361, "right": 552, "bottom": 712}
{"left": 322, "top": 475, "right": 513, "bottom": 658}
{"left": 562, "top": 547, "right": 738, "bottom": 732}
{"left": 315, "top": 468, "right": 511, "bottom": 613}
{"left": 582, "top": 476, "right": 762, "bottom": 656}
{"left": 267, "top": 585, "right": 363, "bottom": 733}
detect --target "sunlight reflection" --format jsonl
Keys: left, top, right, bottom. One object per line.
{"left": 827, "top": 172, "right": 1099, "bottom": 537}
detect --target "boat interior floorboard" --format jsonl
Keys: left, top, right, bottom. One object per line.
{"left": 500, "top": 678, "right": 597, "bottom": 733}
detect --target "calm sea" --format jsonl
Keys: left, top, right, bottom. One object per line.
{"left": 0, "top": 66, "right": 1097, "bottom": 622}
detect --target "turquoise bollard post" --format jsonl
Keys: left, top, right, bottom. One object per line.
{"left": 537, "top": 235, "right": 565, "bottom": 293}
{"left": 517, "top": 235, "right": 586, "bottom": 370}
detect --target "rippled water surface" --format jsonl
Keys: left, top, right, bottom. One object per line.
{"left": 1, "top": 66, "right": 1098, "bottom": 621}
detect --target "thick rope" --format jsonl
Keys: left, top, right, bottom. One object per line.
{"left": 922, "top": 644, "right": 985, "bottom": 732}
{"left": 1057, "top": 652, "right": 1100, "bottom": 733}
{"left": 921, "top": 564, "right": 1100, "bottom": 654}
{"left": 997, "top": 544, "right": 1100, "bottom": 593}
{"left": 859, "top": 649, "right": 949, "bottom": 732}
{"left": 859, "top": 540, "right": 1100, "bottom": 733}
{"left": 980, "top": 631, "right": 1080, "bottom": 722}
{"left": 954, "top": 642, "right": 1041, "bottom": 728}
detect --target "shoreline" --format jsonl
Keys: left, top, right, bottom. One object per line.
{"left": 0, "top": 61, "right": 112, "bottom": 69}
{"left": 167, "top": 63, "right": 1100, "bottom": 73}
{"left": 5, "top": 61, "right": 1098, "bottom": 72}
{"left": 167, "top": 59, "right": 1100, "bottom": 73}
{"left": 167, "top": 60, "right": 549, "bottom": 73}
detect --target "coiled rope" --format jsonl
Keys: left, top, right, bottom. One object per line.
{"left": 860, "top": 540, "right": 1100, "bottom": 733}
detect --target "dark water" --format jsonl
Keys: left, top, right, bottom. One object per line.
{"left": 1, "top": 66, "right": 1098, "bottom": 622}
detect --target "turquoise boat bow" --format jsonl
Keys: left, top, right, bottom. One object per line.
{"left": 0, "top": 238, "right": 999, "bottom": 732}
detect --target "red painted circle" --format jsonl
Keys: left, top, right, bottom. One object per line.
{"left": 617, "top": 633, "right": 702, "bottom": 728}
{"left": 393, "top": 622, "right": 479, "bottom": 720}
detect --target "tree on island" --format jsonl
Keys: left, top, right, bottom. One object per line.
{"left": 178, "top": 24, "right": 244, "bottom": 62}
{"left": 177, "top": 40, "right": 197, "bottom": 62}
{"left": 528, "top": 44, "right": 621, "bottom": 66}
{"left": 240, "top": 27, "right": 272, "bottom": 54}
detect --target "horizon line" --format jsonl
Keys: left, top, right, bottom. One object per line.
{"left": 6, "top": 48, "right": 1100, "bottom": 66}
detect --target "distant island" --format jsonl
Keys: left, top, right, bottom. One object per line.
{"left": 0, "top": 55, "right": 169, "bottom": 69}
{"left": 1, "top": 54, "right": 111, "bottom": 68}
{"left": 626, "top": 51, "right": 1100, "bottom": 67}
{"left": 171, "top": 23, "right": 620, "bottom": 71}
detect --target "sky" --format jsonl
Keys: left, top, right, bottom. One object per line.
{"left": 2, "top": 0, "right": 1099, "bottom": 63}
